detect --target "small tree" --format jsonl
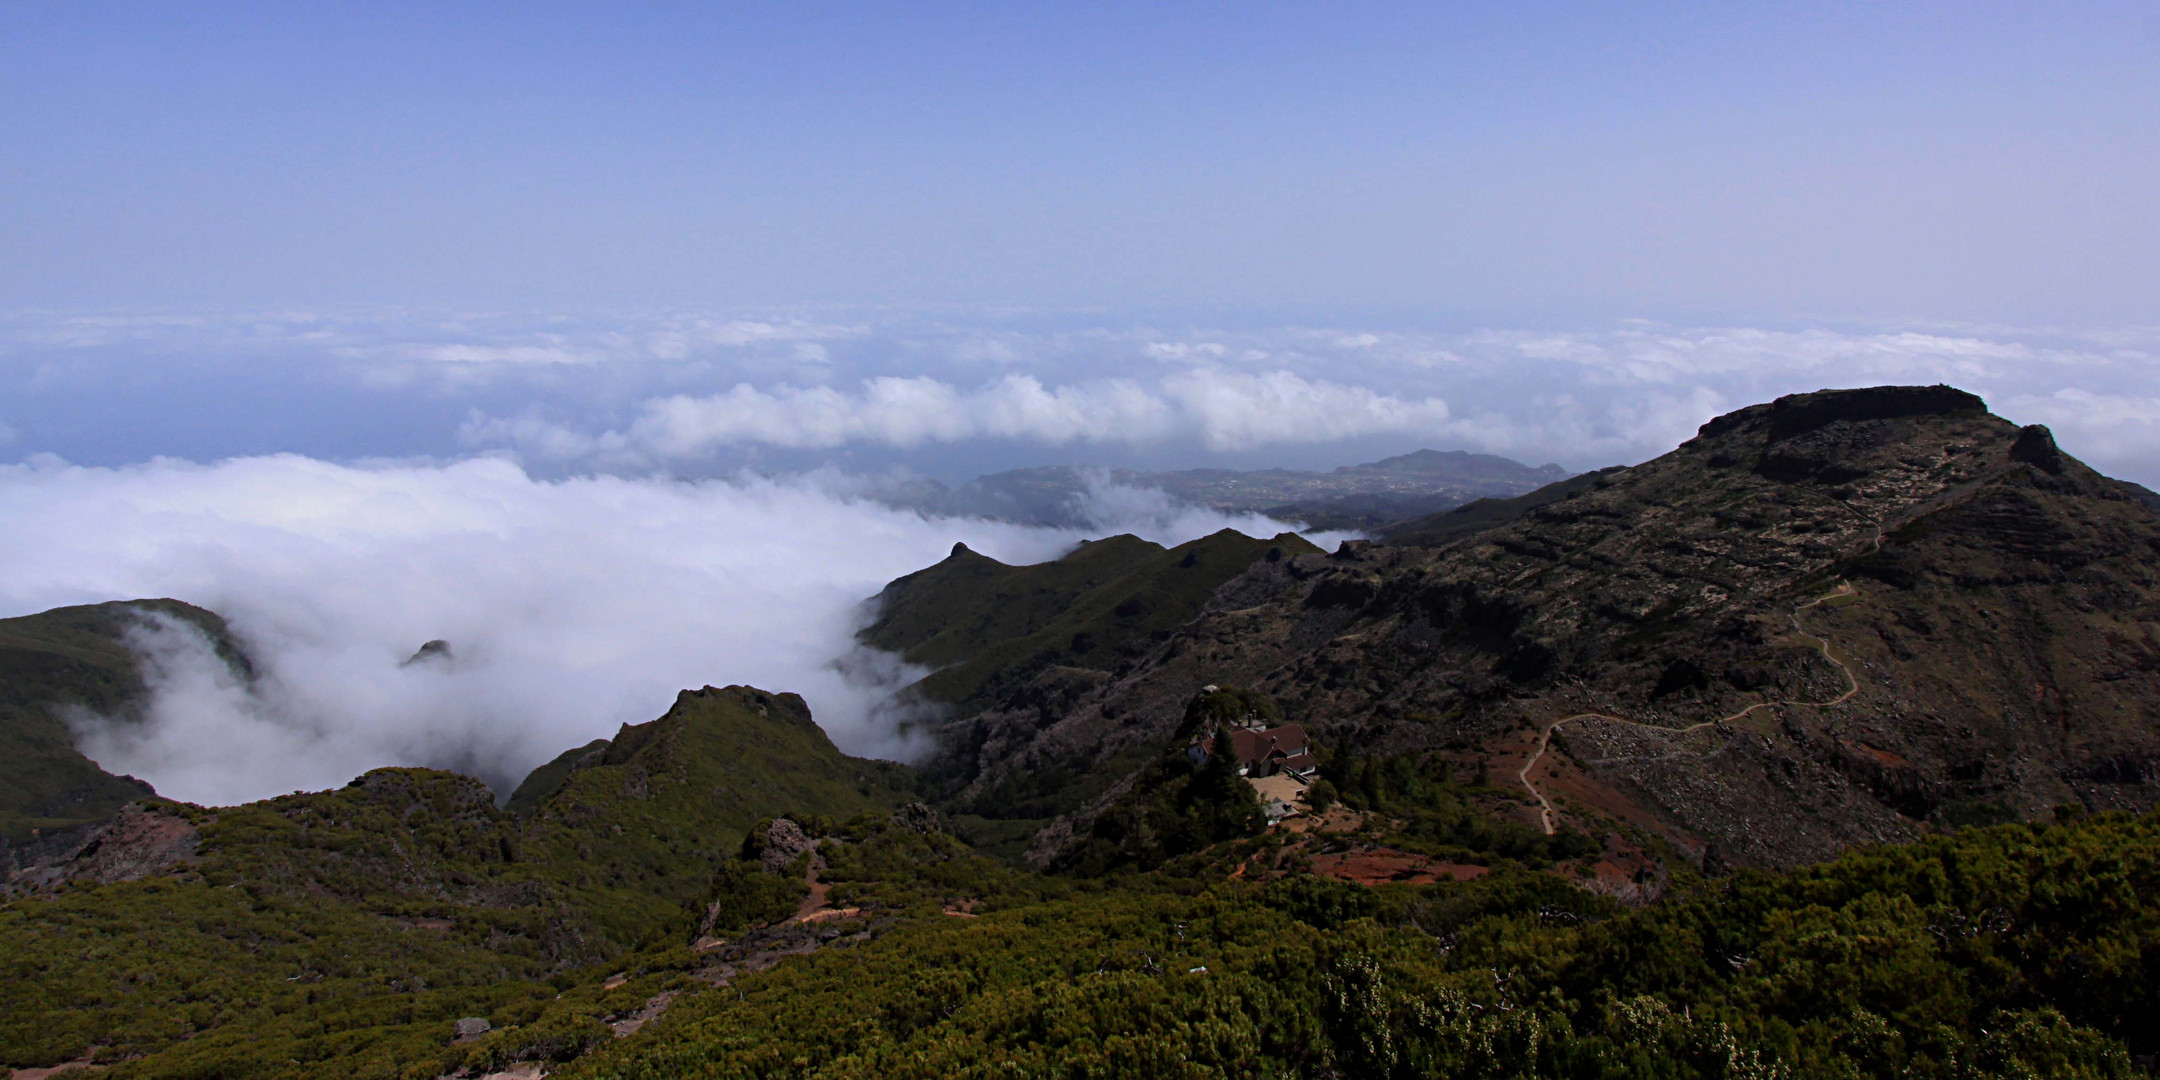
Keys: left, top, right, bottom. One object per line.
{"left": 1174, "top": 724, "right": 1263, "bottom": 844}
{"left": 1305, "top": 778, "right": 1339, "bottom": 814}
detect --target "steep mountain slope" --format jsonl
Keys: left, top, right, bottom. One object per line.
{"left": 864, "top": 529, "right": 1321, "bottom": 719}
{"left": 0, "top": 599, "right": 250, "bottom": 843}
{"left": 505, "top": 737, "right": 611, "bottom": 816}
{"left": 907, "top": 386, "right": 2160, "bottom": 871}
{"left": 861, "top": 529, "right": 1318, "bottom": 850}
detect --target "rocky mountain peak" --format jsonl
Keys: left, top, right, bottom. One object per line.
{"left": 2009, "top": 423, "right": 2066, "bottom": 474}
{"left": 1694, "top": 383, "right": 1988, "bottom": 442}
{"left": 905, "top": 384, "right": 2160, "bottom": 874}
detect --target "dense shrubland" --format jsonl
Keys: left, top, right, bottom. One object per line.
{"left": 4, "top": 677, "right": 2154, "bottom": 1078}
{"left": 565, "top": 810, "right": 2160, "bottom": 1080}
{"left": 5, "top": 791, "right": 2156, "bottom": 1077}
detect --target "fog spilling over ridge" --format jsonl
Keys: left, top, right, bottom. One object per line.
{"left": 0, "top": 454, "right": 1326, "bottom": 807}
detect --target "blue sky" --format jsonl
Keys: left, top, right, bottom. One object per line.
{"left": 4, "top": 2, "right": 2156, "bottom": 319}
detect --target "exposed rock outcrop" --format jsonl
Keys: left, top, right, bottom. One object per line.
{"left": 742, "top": 817, "right": 817, "bottom": 874}
{"left": 2, "top": 803, "right": 200, "bottom": 893}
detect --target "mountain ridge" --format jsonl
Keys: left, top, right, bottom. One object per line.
{"left": 888, "top": 385, "right": 2160, "bottom": 874}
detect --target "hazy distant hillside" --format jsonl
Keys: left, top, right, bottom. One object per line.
{"left": 897, "top": 448, "right": 1573, "bottom": 529}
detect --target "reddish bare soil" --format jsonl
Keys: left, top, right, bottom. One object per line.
{"left": 1310, "top": 846, "right": 1489, "bottom": 886}
{"left": 791, "top": 860, "right": 831, "bottom": 923}
{"left": 1523, "top": 736, "right": 1703, "bottom": 852}
{"left": 1276, "top": 806, "right": 1364, "bottom": 835}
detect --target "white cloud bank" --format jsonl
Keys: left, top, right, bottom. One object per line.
{"left": 0, "top": 454, "right": 1310, "bottom": 807}
{"left": 462, "top": 369, "right": 1456, "bottom": 462}
{"left": 8, "top": 309, "right": 2158, "bottom": 483}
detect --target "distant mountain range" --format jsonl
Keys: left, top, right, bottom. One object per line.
{"left": 891, "top": 448, "right": 1573, "bottom": 529}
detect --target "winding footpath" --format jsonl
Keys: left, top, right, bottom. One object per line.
{"left": 1516, "top": 580, "right": 1866, "bottom": 836}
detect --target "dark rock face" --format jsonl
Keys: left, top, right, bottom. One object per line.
{"left": 907, "top": 385, "right": 2160, "bottom": 872}
{"left": 3, "top": 803, "right": 200, "bottom": 893}
{"left": 402, "top": 639, "right": 454, "bottom": 666}
{"left": 2010, "top": 424, "right": 2066, "bottom": 475}
{"left": 1761, "top": 384, "right": 1987, "bottom": 440}
{"left": 1696, "top": 384, "right": 1987, "bottom": 440}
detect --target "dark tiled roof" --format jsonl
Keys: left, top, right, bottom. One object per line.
{"left": 1220, "top": 724, "right": 1308, "bottom": 769}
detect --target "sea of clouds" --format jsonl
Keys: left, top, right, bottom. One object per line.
{"left": 4, "top": 307, "right": 2156, "bottom": 809}
{"left": 0, "top": 454, "right": 1321, "bottom": 807}
{"left": 8, "top": 310, "right": 2159, "bottom": 482}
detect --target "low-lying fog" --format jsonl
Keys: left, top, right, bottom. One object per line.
{"left": 0, "top": 454, "right": 1338, "bottom": 808}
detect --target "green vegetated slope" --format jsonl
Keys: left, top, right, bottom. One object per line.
{"left": 0, "top": 599, "right": 250, "bottom": 840}
{"left": 4, "top": 775, "right": 564, "bottom": 1075}
{"left": 506, "top": 738, "right": 610, "bottom": 817}
{"left": 0, "top": 684, "right": 915, "bottom": 1076}
{"left": 560, "top": 810, "right": 2158, "bottom": 1080}
{"left": 859, "top": 529, "right": 1324, "bottom": 851}
{"left": 517, "top": 686, "right": 916, "bottom": 946}
{"left": 861, "top": 528, "right": 1321, "bottom": 715}
{"left": 17, "top": 738, "right": 2158, "bottom": 1078}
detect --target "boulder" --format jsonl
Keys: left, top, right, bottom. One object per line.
{"left": 742, "top": 817, "right": 816, "bottom": 873}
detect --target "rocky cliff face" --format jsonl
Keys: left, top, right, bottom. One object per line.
{"left": 926, "top": 386, "right": 2160, "bottom": 870}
